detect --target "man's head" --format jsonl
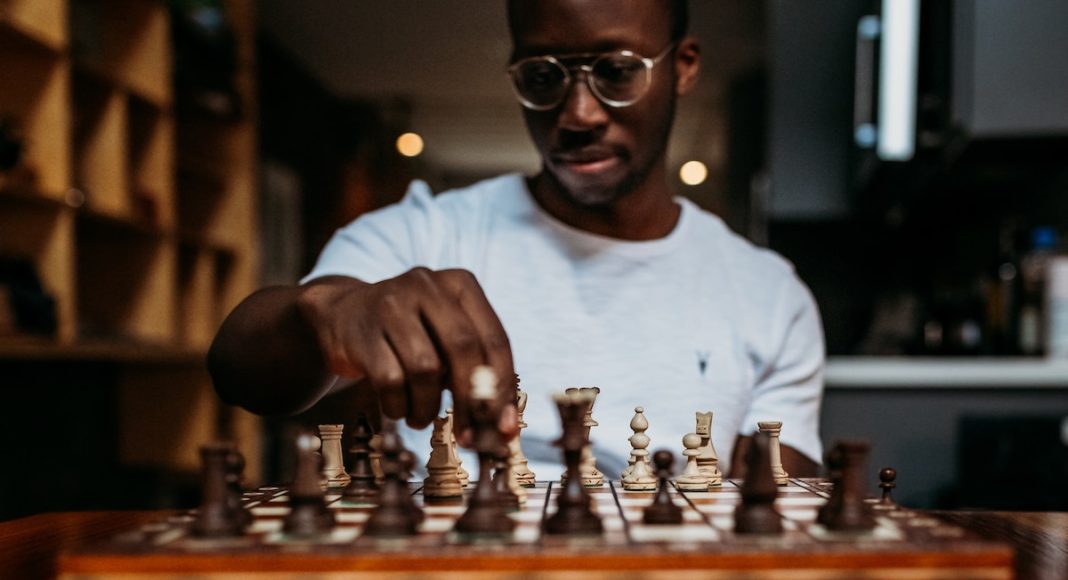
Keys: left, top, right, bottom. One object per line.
{"left": 507, "top": 0, "right": 699, "bottom": 208}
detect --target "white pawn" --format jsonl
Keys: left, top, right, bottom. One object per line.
{"left": 317, "top": 424, "right": 350, "bottom": 488}
{"left": 368, "top": 433, "right": 385, "bottom": 486}
{"left": 622, "top": 407, "right": 656, "bottom": 491}
{"left": 695, "top": 411, "right": 722, "bottom": 487}
{"left": 675, "top": 433, "right": 711, "bottom": 491}
{"left": 758, "top": 420, "right": 790, "bottom": 485}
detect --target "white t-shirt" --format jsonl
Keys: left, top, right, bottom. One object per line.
{"left": 305, "top": 174, "right": 825, "bottom": 478}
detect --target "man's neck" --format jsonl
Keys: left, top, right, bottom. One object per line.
{"left": 528, "top": 167, "right": 681, "bottom": 241}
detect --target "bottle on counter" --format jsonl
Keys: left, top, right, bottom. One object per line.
{"left": 986, "top": 223, "right": 1020, "bottom": 355}
{"left": 1047, "top": 255, "right": 1068, "bottom": 358}
{"left": 1018, "top": 227, "right": 1061, "bottom": 356}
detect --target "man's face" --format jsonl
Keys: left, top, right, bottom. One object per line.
{"left": 509, "top": 0, "right": 682, "bottom": 207}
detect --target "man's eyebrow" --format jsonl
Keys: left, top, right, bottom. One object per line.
{"left": 512, "top": 42, "right": 637, "bottom": 60}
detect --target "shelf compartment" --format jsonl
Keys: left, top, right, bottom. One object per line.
{"left": 71, "top": 0, "right": 170, "bottom": 106}
{"left": 825, "top": 356, "right": 1068, "bottom": 389}
{"left": 128, "top": 95, "right": 174, "bottom": 229}
{"left": 0, "top": 197, "right": 75, "bottom": 341}
{"left": 72, "top": 74, "right": 128, "bottom": 218}
{"left": 0, "top": 32, "right": 70, "bottom": 196}
{"left": 177, "top": 246, "right": 215, "bottom": 350}
{"left": 76, "top": 218, "right": 176, "bottom": 344}
{"left": 0, "top": 0, "right": 67, "bottom": 53}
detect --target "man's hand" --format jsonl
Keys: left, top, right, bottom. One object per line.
{"left": 296, "top": 268, "right": 517, "bottom": 438}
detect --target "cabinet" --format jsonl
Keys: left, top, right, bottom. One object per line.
{"left": 0, "top": 0, "right": 261, "bottom": 485}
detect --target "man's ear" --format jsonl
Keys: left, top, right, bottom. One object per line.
{"left": 674, "top": 37, "right": 700, "bottom": 96}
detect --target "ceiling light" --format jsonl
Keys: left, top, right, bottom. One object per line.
{"left": 396, "top": 132, "right": 424, "bottom": 157}
{"left": 679, "top": 161, "right": 708, "bottom": 186}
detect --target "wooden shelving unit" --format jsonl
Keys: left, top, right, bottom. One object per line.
{"left": 0, "top": 0, "right": 262, "bottom": 482}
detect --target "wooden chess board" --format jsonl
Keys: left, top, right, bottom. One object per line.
{"left": 59, "top": 479, "right": 1013, "bottom": 579}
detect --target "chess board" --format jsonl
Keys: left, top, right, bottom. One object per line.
{"left": 59, "top": 479, "right": 1013, "bottom": 579}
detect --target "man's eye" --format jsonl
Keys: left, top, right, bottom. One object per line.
{"left": 594, "top": 58, "right": 642, "bottom": 84}
{"left": 523, "top": 63, "right": 564, "bottom": 89}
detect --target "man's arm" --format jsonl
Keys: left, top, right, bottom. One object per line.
{"left": 727, "top": 435, "right": 819, "bottom": 479}
{"left": 207, "top": 269, "right": 517, "bottom": 434}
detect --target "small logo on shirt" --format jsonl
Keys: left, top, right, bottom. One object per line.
{"left": 697, "top": 350, "right": 711, "bottom": 376}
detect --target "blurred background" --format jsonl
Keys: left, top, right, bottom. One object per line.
{"left": 0, "top": 0, "right": 1066, "bottom": 519}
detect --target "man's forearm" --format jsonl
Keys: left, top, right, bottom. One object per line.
{"left": 208, "top": 285, "right": 336, "bottom": 416}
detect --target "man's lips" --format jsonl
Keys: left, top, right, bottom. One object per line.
{"left": 552, "top": 148, "right": 620, "bottom": 174}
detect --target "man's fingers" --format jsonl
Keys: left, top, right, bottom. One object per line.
{"left": 362, "top": 336, "right": 408, "bottom": 420}
{"left": 383, "top": 319, "right": 443, "bottom": 429}
{"left": 435, "top": 269, "right": 516, "bottom": 428}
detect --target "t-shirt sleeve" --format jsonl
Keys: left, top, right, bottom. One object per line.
{"left": 741, "top": 274, "right": 825, "bottom": 464}
{"left": 301, "top": 180, "right": 442, "bottom": 284}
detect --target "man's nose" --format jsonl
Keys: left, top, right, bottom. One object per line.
{"left": 558, "top": 71, "right": 609, "bottom": 131}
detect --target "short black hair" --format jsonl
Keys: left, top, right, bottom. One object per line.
{"left": 507, "top": 1, "right": 689, "bottom": 43}
{"left": 669, "top": 0, "right": 689, "bottom": 41}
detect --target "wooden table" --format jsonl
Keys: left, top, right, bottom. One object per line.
{"left": 1, "top": 510, "right": 1065, "bottom": 580}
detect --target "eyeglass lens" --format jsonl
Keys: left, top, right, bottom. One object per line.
{"left": 513, "top": 52, "right": 650, "bottom": 109}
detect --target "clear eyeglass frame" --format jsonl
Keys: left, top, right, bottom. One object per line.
{"left": 507, "top": 42, "right": 677, "bottom": 111}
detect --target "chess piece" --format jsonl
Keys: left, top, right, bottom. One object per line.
{"left": 734, "top": 432, "right": 783, "bottom": 534}
{"left": 507, "top": 440, "right": 529, "bottom": 504}
{"left": 875, "top": 467, "right": 899, "bottom": 510}
{"left": 642, "top": 450, "right": 683, "bottom": 525}
{"left": 343, "top": 414, "right": 379, "bottom": 501}
{"left": 369, "top": 433, "right": 385, "bottom": 486}
{"left": 398, "top": 447, "right": 425, "bottom": 525}
{"left": 817, "top": 445, "right": 844, "bottom": 526}
{"left": 511, "top": 388, "right": 536, "bottom": 487}
{"left": 561, "top": 387, "right": 604, "bottom": 487}
{"left": 454, "top": 367, "right": 516, "bottom": 536}
{"left": 622, "top": 407, "right": 656, "bottom": 491}
{"left": 820, "top": 441, "right": 876, "bottom": 532}
{"left": 447, "top": 408, "right": 470, "bottom": 487}
{"left": 492, "top": 445, "right": 521, "bottom": 511}
{"left": 675, "top": 433, "right": 710, "bottom": 491}
{"left": 192, "top": 443, "right": 247, "bottom": 537}
{"left": 757, "top": 421, "right": 789, "bottom": 485}
{"left": 363, "top": 419, "right": 423, "bottom": 537}
{"left": 545, "top": 391, "right": 603, "bottom": 535}
{"left": 695, "top": 411, "right": 722, "bottom": 486}
{"left": 284, "top": 432, "right": 336, "bottom": 536}
{"left": 423, "top": 414, "right": 463, "bottom": 500}
{"left": 225, "top": 447, "right": 252, "bottom": 528}
{"left": 318, "top": 424, "right": 350, "bottom": 488}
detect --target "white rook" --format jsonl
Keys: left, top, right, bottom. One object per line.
{"left": 758, "top": 421, "right": 789, "bottom": 486}
{"left": 317, "top": 424, "right": 350, "bottom": 488}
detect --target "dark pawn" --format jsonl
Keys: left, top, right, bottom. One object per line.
{"left": 820, "top": 440, "right": 876, "bottom": 532}
{"left": 874, "top": 467, "right": 899, "bottom": 510}
{"left": 284, "top": 432, "right": 336, "bottom": 536}
{"left": 643, "top": 450, "right": 684, "bottom": 525}
{"left": 363, "top": 419, "right": 423, "bottom": 537}
{"left": 343, "top": 414, "right": 378, "bottom": 501}
{"left": 225, "top": 448, "right": 252, "bottom": 528}
{"left": 545, "top": 393, "right": 603, "bottom": 535}
{"left": 492, "top": 446, "right": 520, "bottom": 512}
{"left": 398, "top": 448, "right": 425, "bottom": 524}
{"left": 193, "top": 443, "right": 247, "bottom": 537}
{"left": 817, "top": 445, "right": 844, "bottom": 526}
{"left": 734, "top": 432, "right": 783, "bottom": 534}
{"left": 454, "top": 378, "right": 516, "bottom": 536}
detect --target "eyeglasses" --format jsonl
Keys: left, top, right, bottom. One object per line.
{"left": 507, "top": 43, "right": 676, "bottom": 111}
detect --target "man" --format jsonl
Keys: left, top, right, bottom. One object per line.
{"left": 209, "top": 0, "right": 823, "bottom": 477}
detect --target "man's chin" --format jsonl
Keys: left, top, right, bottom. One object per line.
{"left": 549, "top": 165, "right": 630, "bottom": 208}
